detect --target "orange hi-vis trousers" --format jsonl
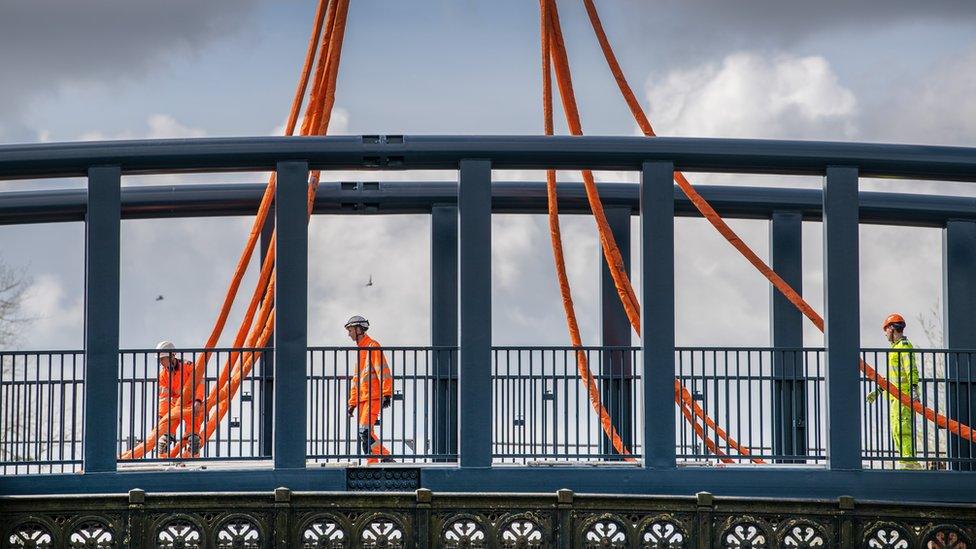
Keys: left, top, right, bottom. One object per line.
{"left": 158, "top": 397, "right": 204, "bottom": 436}
{"left": 356, "top": 398, "right": 391, "bottom": 463}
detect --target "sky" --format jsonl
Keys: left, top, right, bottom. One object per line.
{"left": 1, "top": 0, "right": 975, "bottom": 352}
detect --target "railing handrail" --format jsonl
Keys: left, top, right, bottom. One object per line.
{"left": 0, "top": 350, "right": 84, "bottom": 355}
{"left": 3, "top": 346, "right": 972, "bottom": 354}
{"left": 2, "top": 135, "right": 976, "bottom": 180}
{"left": 860, "top": 347, "right": 976, "bottom": 353}
{"left": 675, "top": 346, "right": 825, "bottom": 352}
{"left": 493, "top": 345, "right": 639, "bottom": 351}
{"left": 2, "top": 182, "right": 975, "bottom": 229}
{"left": 308, "top": 345, "right": 458, "bottom": 351}
{"left": 118, "top": 347, "right": 273, "bottom": 353}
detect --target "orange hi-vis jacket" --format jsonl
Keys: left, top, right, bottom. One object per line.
{"left": 158, "top": 360, "right": 205, "bottom": 415}
{"left": 347, "top": 335, "right": 392, "bottom": 408}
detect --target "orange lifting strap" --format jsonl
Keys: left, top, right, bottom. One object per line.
{"left": 541, "top": 0, "right": 762, "bottom": 463}
{"left": 171, "top": 0, "right": 354, "bottom": 459}
{"left": 123, "top": 0, "right": 976, "bottom": 463}
{"left": 539, "top": 0, "right": 634, "bottom": 461}
{"left": 578, "top": 0, "right": 976, "bottom": 446}
{"left": 121, "top": 0, "right": 350, "bottom": 460}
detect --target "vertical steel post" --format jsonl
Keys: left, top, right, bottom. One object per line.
{"left": 641, "top": 161, "right": 676, "bottom": 469}
{"left": 600, "top": 206, "right": 633, "bottom": 459}
{"left": 274, "top": 161, "right": 309, "bottom": 469}
{"left": 770, "top": 211, "right": 806, "bottom": 462}
{"left": 943, "top": 219, "right": 976, "bottom": 470}
{"left": 83, "top": 165, "right": 121, "bottom": 473}
{"left": 823, "top": 166, "right": 862, "bottom": 470}
{"left": 431, "top": 204, "right": 459, "bottom": 460}
{"left": 458, "top": 159, "right": 492, "bottom": 468}
{"left": 260, "top": 209, "right": 275, "bottom": 458}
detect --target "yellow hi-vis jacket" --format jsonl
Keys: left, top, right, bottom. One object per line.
{"left": 887, "top": 337, "right": 919, "bottom": 397}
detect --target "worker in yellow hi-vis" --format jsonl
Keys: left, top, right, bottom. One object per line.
{"left": 867, "top": 314, "right": 922, "bottom": 470}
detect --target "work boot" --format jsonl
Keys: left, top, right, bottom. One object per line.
{"left": 358, "top": 427, "right": 372, "bottom": 456}
{"left": 158, "top": 434, "right": 173, "bottom": 455}
{"left": 381, "top": 457, "right": 395, "bottom": 463}
{"left": 186, "top": 434, "right": 203, "bottom": 456}
{"left": 897, "top": 460, "right": 923, "bottom": 470}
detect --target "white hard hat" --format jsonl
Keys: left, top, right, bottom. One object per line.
{"left": 344, "top": 315, "right": 369, "bottom": 330}
{"left": 155, "top": 340, "right": 176, "bottom": 357}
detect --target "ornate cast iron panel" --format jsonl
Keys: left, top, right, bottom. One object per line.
{"left": 2, "top": 489, "right": 974, "bottom": 548}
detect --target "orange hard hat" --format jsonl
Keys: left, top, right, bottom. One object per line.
{"left": 882, "top": 313, "right": 906, "bottom": 330}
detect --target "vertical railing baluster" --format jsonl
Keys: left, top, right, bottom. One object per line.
{"left": 600, "top": 206, "right": 632, "bottom": 459}
{"left": 770, "top": 211, "right": 804, "bottom": 462}
{"left": 431, "top": 204, "right": 459, "bottom": 461}
{"left": 273, "top": 160, "right": 309, "bottom": 470}
{"left": 458, "top": 159, "right": 492, "bottom": 468}
{"left": 943, "top": 219, "right": 976, "bottom": 470}
{"left": 641, "top": 160, "right": 676, "bottom": 469}
{"left": 83, "top": 165, "right": 121, "bottom": 473}
{"left": 823, "top": 165, "right": 861, "bottom": 470}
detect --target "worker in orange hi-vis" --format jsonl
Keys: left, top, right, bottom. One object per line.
{"left": 344, "top": 316, "right": 394, "bottom": 464}
{"left": 155, "top": 341, "right": 205, "bottom": 457}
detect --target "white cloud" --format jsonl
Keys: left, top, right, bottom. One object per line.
{"left": 20, "top": 274, "right": 83, "bottom": 349}
{"left": 307, "top": 214, "right": 430, "bottom": 346}
{"left": 270, "top": 107, "right": 350, "bottom": 137}
{"left": 78, "top": 114, "right": 207, "bottom": 141}
{"left": 146, "top": 114, "right": 207, "bottom": 139}
{"left": 646, "top": 52, "right": 857, "bottom": 140}
{"left": 868, "top": 46, "right": 976, "bottom": 147}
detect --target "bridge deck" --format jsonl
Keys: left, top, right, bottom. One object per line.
{"left": 1, "top": 136, "right": 975, "bottom": 506}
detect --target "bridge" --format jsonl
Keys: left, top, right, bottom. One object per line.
{"left": 1, "top": 135, "right": 976, "bottom": 547}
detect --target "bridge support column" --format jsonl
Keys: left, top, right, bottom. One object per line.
{"left": 823, "top": 166, "right": 862, "bottom": 470}
{"left": 260, "top": 210, "right": 275, "bottom": 459}
{"left": 84, "top": 166, "right": 121, "bottom": 473}
{"left": 459, "top": 160, "right": 492, "bottom": 468}
{"left": 600, "top": 207, "right": 634, "bottom": 459}
{"left": 274, "top": 161, "right": 309, "bottom": 469}
{"left": 641, "top": 161, "right": 676, "bottom": 469}
{"left": 431, "top": 204, "right": 459, "bottom": 461}
{"left": 943, "top": 219, "right": 976, "bottom": 471}
{"left": 770, "top": 211, "right": 807, "bottom": 462}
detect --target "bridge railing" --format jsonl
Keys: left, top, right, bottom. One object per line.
{"left": 5, "top": 346, "right": 976, "bottom": 473}
{"left": 492, "top": 346, "right": 643, "bottom": 464}
{"left": 116, "top": 348, "right": 272, "bottom": 464}
{"left": 306, "top": 346, "right": 458, "bottom": 464}
{"left": 675, "top": 347, "right": 827, "bottom": 465}
{"left": 860, "top": 348, "right": 976, "bottom": 470}
{"left": 0, "top": 351, "right": 84, "bottom": 475}
{"left": 3, "top": 135, "right": 976, "bottom": 497}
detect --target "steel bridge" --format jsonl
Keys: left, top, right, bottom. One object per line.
{"left": 1, "top": 135, "right": 976, "bottom": 547}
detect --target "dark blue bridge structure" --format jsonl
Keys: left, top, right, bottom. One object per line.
{"left": 1, "top": 135, "right": 976, "bottom": 548}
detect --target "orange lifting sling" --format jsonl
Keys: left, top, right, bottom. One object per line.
{"left": 541, "top": 0, "right": 762, "bottom": 462}
{"left": 580, "top": 0, "right": 976, "bottom": 450}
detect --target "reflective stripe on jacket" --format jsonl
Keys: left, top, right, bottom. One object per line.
{"left": 159, "top": 360, "right": 205, "bottom": 404}
{"left": 887, "top": 337, "right": 919, "bottom": 395}
{"left": 348, "top": 335, "right": 393, "bottom": 407}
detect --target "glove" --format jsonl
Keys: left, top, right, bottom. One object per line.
{"left": 347, "top": 406, "right": 355, "bottom": 418}
{"left": 382, "top": 396, "right": 392, "bottom": 409}
{"left": 866, "top": 389, "right": 880, "bottom": 404}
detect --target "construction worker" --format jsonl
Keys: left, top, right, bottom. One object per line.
{"left": 345, "top": 316, "right": 394, "bottom": 464}
{"left": 155, "top": 341, "right": 205, "bottom": 457}
{"left": 867, "top": 314, "right": 922, "bottom": 470}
